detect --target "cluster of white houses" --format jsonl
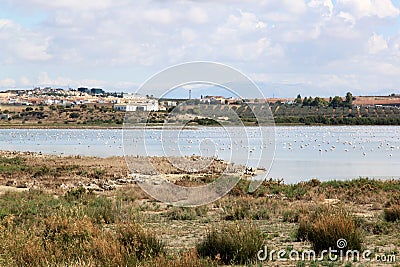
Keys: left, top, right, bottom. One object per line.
{"left": 113, "top": 94, "right": 177, "bottom": 112}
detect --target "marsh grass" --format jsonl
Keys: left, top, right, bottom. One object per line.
{"left": 117, "top": 222, "right": 165, "bottom": 260}
{"left": 0, "top": 215, "right": 165, "bottom": 266}
{"left": 223, "top": 197, "right": 270, "bottom": 220}
{"left": 166, "top": 206, "right": 209, "bottom": 220}
{"left": 196, "top": 221, "right": 264, "bottom": 265}
{"left": 282, "top": 208, "right": 300, "bottom": 223}
{"left": 227, "top": 178, "right": 400, "bottom": 205}
{"left": 0, "top": 190, "right": 60, "bottom": 223}
{"left": 0, "top": 189, "right": 165, "bottom": 266}
{"left": 296, "top": 206, "right": 362, "bottom": 254}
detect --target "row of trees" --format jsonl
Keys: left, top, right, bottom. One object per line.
{"left": 274, "top": 115, "right": 400, "bottom": 125}
{"left": 294, "top": 92, "right": 354, "bottom": 108}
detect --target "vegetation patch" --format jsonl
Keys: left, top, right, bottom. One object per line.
{"left": 196, "top": 222, "right": 264, "bottom": 265}
{"left": 296, "top": 206, "right": 362, "bottom": 254}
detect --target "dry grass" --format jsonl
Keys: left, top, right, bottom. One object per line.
{"left": 296, "top": 205, "right": 362, "bottom": 254}
{"left": 196, "top": 221, "right": 264, "bottom": 265}
{"left": 0, "top": 195, "right": 165, "bottom": 266}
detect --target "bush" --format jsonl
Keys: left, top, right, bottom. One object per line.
{"left": 167, "top": 206, "right": 208, "bottom": 220}
{"left": 223, "top": 197, "right": 269, "bottom": 221}
{"left": 384, "top": 204, "right": 400, "bottom": 222}
{"left": 282, "top": 209, "right": 300, "bottom": 223}
{"left": 224, "top": 199, "right": 252, "bottom": 220}
{"left": 117, "top": 222, "right": 165, "bottom": 260}
{"left": 296, "top": 206, "right": 362, "bottom": 254}
{"left": 196, "top": 222, "right": 264, "bottom": 265}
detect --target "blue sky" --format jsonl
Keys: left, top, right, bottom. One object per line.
{"left": 0, "top": 0, "right": 399, "bottom": 97}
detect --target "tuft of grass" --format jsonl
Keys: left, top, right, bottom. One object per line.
{"left": 63, "top": 187, "right": 116, "bottom": 224}
{"left": 166, "top": 206, "right": 208, "bottom": 220}
{"left": 296, "top": 206, "right": 362, "bottom": 254}
{"left": 223, "top": 197, "right": 270, "bottom": 221}
{"left": 384, "top": 204, "right": 400, "bottom": 222}
{"left": 117, "top": 222, "right": 165, "bottom": 260}
{"left": 196, "top": 221, "right": 264, "bottom": 265}
{"left": 224, "top": 199, "right": 252, "bottom": 220}
{"left": 282, "top": 208, "right": 300, "bottom": 223}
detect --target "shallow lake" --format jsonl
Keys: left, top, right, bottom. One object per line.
{"left": 1, "top": 126, "right": 399, "bottom": 183}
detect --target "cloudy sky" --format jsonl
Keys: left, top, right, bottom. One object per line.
{"left": 0, "top": 0, "right": 400, "bottom": 97}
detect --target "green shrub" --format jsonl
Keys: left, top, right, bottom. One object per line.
{"left": 251, "top": 208, "right": 270, "bottom": 220}
{"left": 196, "top": 222, "right": 264, "bottom": 265}
{"left": 86, "top": 196, "right": 116, "bottom": 224}
{"left": 63, "top": 188, "right": 116, "bottom": 224}
{"left": 167, "top": 206, "right": 209, "bottom": 220}
{"left": 224, "top": 200, "right": 252, "bottom": 220}
{"left": 167, "top": 207, "right": 197, "bottom": 220}
{"left": 296, "top": 206, "right": 362, "bottom": 254}
{"left": 223, "top": 197, "right": 270, "bottom": 221}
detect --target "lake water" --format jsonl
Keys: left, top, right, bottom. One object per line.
{"left": 1, "top": 126, "right": 399, "bottom": 183}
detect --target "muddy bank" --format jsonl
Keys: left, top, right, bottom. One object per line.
{"left": 0, "top": 150, "right": 253, "bottom": 194}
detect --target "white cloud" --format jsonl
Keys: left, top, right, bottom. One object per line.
{"left": 188, "top": 7, "right": 209, "bottom": 24}
{"left": 337, "top": 11, "right": 356, "bottom": 25}
{"left": 143, "top": 8, "right": 174, "bottom": 25}
{"left": 181, "top": 28, "right": 197, "bottom": 43}
{"left": 336, "top": 0, "right": 400, "bottom": 19}
{"left": 308, "top": 0, "right": 334, "bottom": 16}
{"left": 8, "top": 0, "right": 118, "bottom": 11}
{"left": 262, "top": 0, "right": 307, "bottom": 15}
{"left": 224, "top": 11, "right": 267, "bottom": 32}
{"left": 0, "top": 19, "right": 51, "bottom": 63}
{"left": 368, "top": 33, "right": 388, "bottom": 54}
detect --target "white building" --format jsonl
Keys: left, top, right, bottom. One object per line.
{"left": 114, "top": 100, "right": 159, "bottom": 112}
{"left": 114, "top": 94, "right": 159, "bottom": 112}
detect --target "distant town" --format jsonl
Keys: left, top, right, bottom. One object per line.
{"left": 1, "top": 87, "right": 400, "bottom": 126}
{"left": 1, "top": 87, "right": 400, "bottom": 110}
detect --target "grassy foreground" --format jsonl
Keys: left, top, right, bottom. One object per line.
{"left": 0, "top": 153, "right": 400, "bottom": 266}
